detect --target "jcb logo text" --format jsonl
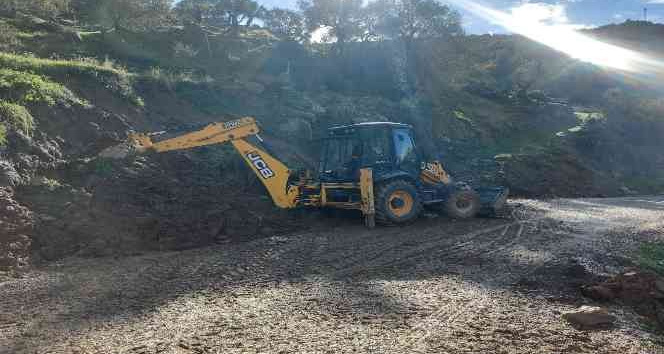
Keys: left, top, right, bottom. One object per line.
{"left": 247, "top": 152, "right": 275, "bottom": 179}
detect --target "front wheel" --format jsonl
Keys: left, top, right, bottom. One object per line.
{"left": 375, "top": 180, "right": 422, "bottom": 225}
{"left": 444, "top": 189, "right": 480, "bottom": 219}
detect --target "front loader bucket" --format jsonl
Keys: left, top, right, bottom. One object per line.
{"left": 477, "top": 187, "right": 509, "bottom": 216}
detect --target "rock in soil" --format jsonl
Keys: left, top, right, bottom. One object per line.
{"left": 563, "top": 306, "right": 616, "bottom": 329}
{"left": 582, "top": 285, "right": 616, "bottom": 301}
{"left": 582, "top": 270, "right": 664, "bottom": 329}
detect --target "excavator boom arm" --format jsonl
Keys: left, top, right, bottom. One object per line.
{"left": 130, "top": 117, "right": 260, "bottom": 153}
{"left": 125, "top": 117, "right": 299, "bottom": 209}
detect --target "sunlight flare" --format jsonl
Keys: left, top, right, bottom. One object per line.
{"left": 449, "top": 0, "right": 664, "bottom": 76}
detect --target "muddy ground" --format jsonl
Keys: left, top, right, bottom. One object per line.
{"left": 1, "top": 197, "right": 664, "bottom": 353}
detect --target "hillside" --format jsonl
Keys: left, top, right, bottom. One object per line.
{"left": 1, "top": 7, "right": 664, "bottom": 273}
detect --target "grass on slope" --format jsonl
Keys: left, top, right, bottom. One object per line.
{"left": 0, "top": 68, "right": 85, "bottom": 107}
{"left": 0, "top": 53, "right": 143, "bottom": 106}
{"left": 0, "top": 101, "right": 33, "bottom": 146}
{"left": 0, "top": 67, "right": 86, "bottom": 146}
{"left": 0, "top": 123, "right": 6, "bottom": 146}
{"left": 0, "top": 101, "right": 34, "bottom": 136}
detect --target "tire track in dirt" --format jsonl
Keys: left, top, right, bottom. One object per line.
{"left": 392, "top": 223, "right": 572, "bottom": 353}
{"left": 336, "top": 219, "right": 534, "bottom": 279}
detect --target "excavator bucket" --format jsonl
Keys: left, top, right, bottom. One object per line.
{"left": 98, "top": 133, "right": 153, "bottom": 160}
{"left": 477, "top": 187, "right": 510, "bottom": 216}
{"left": 98, "top": 141, "right": 134, "bottom": 159}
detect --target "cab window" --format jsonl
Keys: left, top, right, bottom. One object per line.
{"left": 360, "top": 128, "right": 392, "bottom": 165}
{"left": 393, "top": 128, "right": 418, "bottom": 167}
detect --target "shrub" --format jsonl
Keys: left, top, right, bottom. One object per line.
{"left": 0, "top": 69, "right": 86, "bottom": 107}
{"left": 0, "top": 123, "right": 7, "bottom": 146}
{"left": 141, "top": 67, "right": 212, "bottom": 92}
{"left": 0, "top": 101, "right": 35, "bottom": 137}
{"left": 0, "top": 22, "right": 21, "bottom": 52}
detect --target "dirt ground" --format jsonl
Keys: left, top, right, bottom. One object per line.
{"left": 2, "top": 197, "right": 664, "bottom": 353}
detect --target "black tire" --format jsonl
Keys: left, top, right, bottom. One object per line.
{"left": 444, "top": 189, "right": 480, "bottom": 219}
{"left": 375, "top": 179, "right": 422, "bottom": 225}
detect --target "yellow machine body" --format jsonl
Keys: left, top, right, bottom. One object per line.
{"left": 421, "top": 161, "right": 452, "bottom": 185}
{"left": 231, "top": 139, "right": 300, "bottom": 209}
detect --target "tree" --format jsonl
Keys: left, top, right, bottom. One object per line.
{"left": 298, "top": 0, "right": 365, "bottom": 54}
{"left": 73, "top": 0, "right": 173, "bottom": 30}
{"left": 174, "top": 0, "right": 215, "bottom": 25}
{"left": 175, "top": 0, "right": 262, "bottom": 28}
{"left": 223, "top": 0, "right": 262, "bottom": 28}
{"left": 263, "top": 8, "right": 305, "bottom": 42}
{"left": 0, "top": 0, "right": 72, "bottom": 18}
{"left": 373, "top": 0, "right": 463, "bottom": 45}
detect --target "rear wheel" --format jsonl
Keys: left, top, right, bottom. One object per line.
{"left": 444, "top": 189, "right": 480, "bottom": 219}
{"left": 375, "top": 180, "right": 422, "bottom": 225}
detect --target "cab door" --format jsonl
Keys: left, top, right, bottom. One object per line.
{"left": 392, "top": 128, "right": 420, "bottom": 175}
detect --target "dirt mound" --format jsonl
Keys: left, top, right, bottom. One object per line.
{"left": 0, "top": 187, "right": 33, "bottom": 275}
{"left": 582, "top": 270, "right": 664, "bottom": 329}
{"left": 16, "top": 149, "right": 313, "bottom": 262}
{"left": 500, "top": 151, "right": 622, "bottom": 198}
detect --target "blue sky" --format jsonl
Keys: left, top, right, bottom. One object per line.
{"left": 258, "top": 0, "right": 664, "bottom": 34}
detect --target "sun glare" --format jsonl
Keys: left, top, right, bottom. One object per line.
{"left": 449, "top": 0, "right": 664, "bottom": 77}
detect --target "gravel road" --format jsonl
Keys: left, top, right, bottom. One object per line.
{"left": 2, "top": 197, "right": 664, "bottom": 353}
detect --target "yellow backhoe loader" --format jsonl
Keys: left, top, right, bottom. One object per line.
{"left": 103, "top": 117, "right": 508, "bottom": 227}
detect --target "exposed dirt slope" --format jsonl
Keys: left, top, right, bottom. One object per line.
{"left": 2, "top": 197, "right": 663, "bottom": 353}
{"left": 0, "top": 187, "right": 33, "bottom": 274}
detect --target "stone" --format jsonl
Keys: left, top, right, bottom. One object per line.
{"left": 563, "top": 306, "right": 615, "bottom": 329}
{"left": 98, "top": 142, "right": 132, "bottom": 159}
{"left": 582, "top": 285, "right": 615, "bottom": 301}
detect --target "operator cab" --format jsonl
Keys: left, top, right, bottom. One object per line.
{"left": 319, "top": 122, "right": 420, "bottom": 182}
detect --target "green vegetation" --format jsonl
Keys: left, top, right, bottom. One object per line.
{"left": 0, "top": 53, "right": 142, "bottom": 106}
{"left": 0, "top": 123, "right": 7, "bottom": 146}
{"left": 15, "top": 30, "right": 48, "bottom": 40}
{"left": 0, "top": 52, "right": 125, "bottom": 80}
{"left": 176, "top": 0, "right": 262, "bottom": 28}
{"left": 0, "top": 0, "right": 71, "bottom": 18}
{"left": 36, "top": 176, "right": 63, "bottom": 191}
{"left": 0, "top": 101, "right": 35, "bottom": 137}
{"left": 141, "top": 67, "right": 212, "bottom": 91}
{"left": 0, "top": 21, "right": 21, "bottom": 52}
{"left": 0, "top": 69, "right": 84, "bottom": 107}
{"left": 638, "top": 242, "right": 664, "bottom": 275}
{"left": 453, "top": 110, "right": 473, "bottom": 124}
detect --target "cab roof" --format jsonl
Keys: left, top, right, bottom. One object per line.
{"left": 328, "top": 121, "right": 412, "bottom": 133}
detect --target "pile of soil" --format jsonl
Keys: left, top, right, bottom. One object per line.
{"left": 499, "top": 151, "right": 623, "bottom": 198}
{"left": 15, "top": 149, "right": 312, "bottom": 263}
{"left": 583, "top": 270, "right": 664, "bottom": 329}
{"left": 0, "top": 187, "right": 33, "bottom": 275}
